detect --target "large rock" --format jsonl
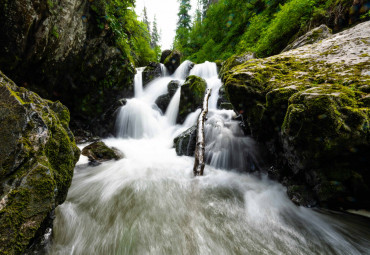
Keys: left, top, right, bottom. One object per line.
{"left": 143, "top": 62, "right": 162, "bottom": 86}
{"left": 0, "top": 71, "right": 80, "bottom": 254}
{"left": 0, "top": 0, "right": 135, "bottom": 135}
{"left": 222, "top": 21, "right": 370, "bottom": 209}
{"left": 178, "top": 76, "right": 207, "bottom": 124}
{"left": 163, "top": 50, "right": 181, "bottom": 74}
{"left": 282, "top": 24, "right": 332, "bottom": 52}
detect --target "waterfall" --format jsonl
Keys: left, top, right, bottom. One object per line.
{"left": 134, "top": 67, "right": 145, "bottom": 97}
{"left": 173, "top": 60, "right": 193, "bottom": 79}
{"left": 165, "top": 88, "right": 181, "bottom": 125}
{"left": 160, "top": 63, "right": 169, "bottom": 77}
{"left": 49, "top": 60, "right": 370, "bottom": 255}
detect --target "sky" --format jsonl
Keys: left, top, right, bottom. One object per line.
{"left": 135, "top": 0, "right": 198, "bottom": 50}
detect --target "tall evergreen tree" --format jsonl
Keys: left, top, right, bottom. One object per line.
{"left": 151, "top": 16, "right": 160, "bottom": 48}
{"left": 151, "top": 16, "right": 162, "bottom": 60}
{"left": 142, "top": 6, "right": 151, "bottom": 35}
{"left": 175, "top": 0, "right": 192, "bottom": 51}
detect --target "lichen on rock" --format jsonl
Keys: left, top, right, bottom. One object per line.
{"left": 0, "top": 71, "right": 80, "bottom": 254}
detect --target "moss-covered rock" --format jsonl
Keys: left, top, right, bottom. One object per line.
{"left": 0, "top": 71, "right": 80, "bottom": 254}
{"left": 163, "top": 50, "right": 181, "bottom": 75}
{"left": 81, "top": 141, "right": 123, "bottom": 164}
{"left": 177, "top": 76, "right": 207, "bottom": 124}
{"left": 222, "top": 21, "right": 370, "bottom": 209}
{"left": 0, "top": 0, "right": 135, "bottom": 136}
{"left": 143, "top": 62, "right": 162, "bottom": 87}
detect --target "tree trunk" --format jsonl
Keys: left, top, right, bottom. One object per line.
{"left": 193, "top": 88, "right": 212, "bottom": 176}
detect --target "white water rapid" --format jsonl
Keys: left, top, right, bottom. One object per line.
{"left": 49, "top": 62, "right": 370, "bottom": 255}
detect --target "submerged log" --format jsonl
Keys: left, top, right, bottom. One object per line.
{"left": 193, "top": 88, "right": 212, "bottom": 176}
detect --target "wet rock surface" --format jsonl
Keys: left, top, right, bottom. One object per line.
{"left": 178, "top": 76, "right": 207, "bottom": 124}
{"left": 174, "top": 126, "right": 197, "bottom": 157}
{"left": 0, "top": 71, "right": 80, "bottom": 254}
{"left": 222, "top": 21, "right": 370, "bottom": 209}
{"left": 143, "top": 62, "right": 162, "bottom": 87}
{"left": 82, "top": 141, "right": 123, "bottom": 164}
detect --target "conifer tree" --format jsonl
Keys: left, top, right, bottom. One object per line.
{"left": 175, "top": 0, "right": 192, "bottom": 50}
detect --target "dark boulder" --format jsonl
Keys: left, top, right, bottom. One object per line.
{"left": 143, "top": 62, "right": 162, "bottom": 86}
{"left": 163, "top": 50, "right": 181, "bottom": 74}
{"left": 174, "top": 126, "right": 197, "bottom": 156}
{"left": 0, "top": 71, "right": 80, "bottom": 254}
{"left": 155, "top": 80, "right": 181, "bottom": 113}
{"left": 160, "top": 50, "right": 172, "bottom": 64}
{"left": 82, "top": 141, "right": 123, "bottom": 164}
{"left": 178, "top": 76, "right": 207, "bottom": 124}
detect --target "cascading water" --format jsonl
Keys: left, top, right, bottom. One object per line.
{"left": 49, "top": 61, "right": 370, "bottom": 255}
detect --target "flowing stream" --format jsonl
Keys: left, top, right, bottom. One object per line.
{"left": 49, "top": 62, "right": 370, "bottom": 255}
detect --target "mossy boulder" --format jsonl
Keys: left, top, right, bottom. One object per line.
{"left": 219, "top": 52, "right": 255, "bottom": 81}
{"left": 222, "top": 21, "right": 370, "bottom": 209}
{"left": 174, "top": 126, "right": 197, "bottom": 156}
{"left": 163, "top": 50, "right": 181, "bottom": 74}
{"left": 81, "top": 141, "right": 123, "bottom": 164}
{"left": 143, "top": 62, "right": 162, "bottom": 86}
{"left": 177, "top": 76, "right": 207, "bottom": 124}
{"left": 160, "top": 50, "right": 172, "bottom": 64}
{"left": 0, "top": 71, "right": 80, "bottom": 254}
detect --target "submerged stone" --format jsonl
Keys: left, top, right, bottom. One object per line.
{"left": 82, "top": 141, "right": 124, "bottom": 164}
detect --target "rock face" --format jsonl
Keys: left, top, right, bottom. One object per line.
{"left": 81, "top": 141, "right": 123, "bottom": 164}
{"left": 0, "top": 71, "right": 80, "bottom": 253}
{"left": 178, "top": 76, "right": 207, "bottom": 124}
{"left": 282, "top": 24, "right": 332, "bottom": 52}
{"left": 174, "top": 126, "right": 197, "bottom": 156}
{"left": 0, "top": 0, "right": 135, "bottom": 134}
{"left": 143, "top": 62, "right": 162, "bottom": 86}
{"left": 222, "top": 21, "right": 370, "bottom": 209}
{"left": 162, "top": 50, "right": 181, "bottom": 74}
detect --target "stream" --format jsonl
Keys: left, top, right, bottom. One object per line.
{"left": 48, "top": 62, "right": 370, "bottom": 255}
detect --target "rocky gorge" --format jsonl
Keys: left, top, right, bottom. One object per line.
{"left": 0, "top": 0, "right": 370, "bottom": 254}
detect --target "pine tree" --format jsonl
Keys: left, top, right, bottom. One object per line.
{"left": 175, "top": 0, "right": 192, "bottom": 50}
{"left": 151, "top": 16, "right": 160, "bottom": 48}
{"left": 142, "top": 6, "right": 151, "bottom": 35}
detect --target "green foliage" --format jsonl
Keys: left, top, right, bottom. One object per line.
{"left": 255, "top": 0, "right": 317, "bottom": 57}
{"left": 176, "top": 0, "right": 366, "bottom": 62}
{"left": 90, "top": 0, "right": 158, "bottom": 66}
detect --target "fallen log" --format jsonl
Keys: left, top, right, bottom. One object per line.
{"left": 193, "top": 88, "right": 212, "bottom": 176}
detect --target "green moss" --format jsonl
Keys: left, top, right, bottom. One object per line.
{"left": 51, "top": 25, "right": 59, "bottom": 39}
